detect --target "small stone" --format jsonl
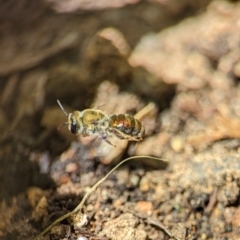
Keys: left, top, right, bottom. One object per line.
{"left": 171, "top": 135, "right": 184, "bottom": 153}
{"left": 129, "top": 174, "right": 140, "bottom": 186}
{"left": 65, "top": 162, "right": 78, "bottom": 173}
{"left": 113, "top": 197, "right": 125, "bottom": 207}
{"left": 139, "top": 176, "right": 150, "bottom": 192}
{"left": 135, "top": 201, "right": 153, "bottom": 214}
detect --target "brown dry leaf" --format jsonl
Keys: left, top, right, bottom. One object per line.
{"left": 0, "top": 24, "right": 79, "bottom": 76}
{"left": 32, "top": 196, "right": 48, "bottom": 222}
{"left": 83, "top": 33, "right": 132, "bottom": 87}
{"left": 0, "top": 74, "right": 19, "bottom": 107}
{"left": 47, "top": 0, "right": 141, "bottom": 13}
{"left": 8, "top": 69, "right": 48, "bottom": 132}
{"left": 27, "top": 187, "right": 45, "bottom": 208}
{"left": 187, "top": 111, "right": 240, "bottom": 148}
{"left": 129, "top": 28, "right": 212, "bottom": 87}
{"left": 18, "top": 69, "right": 48, "bottom": 114}
{"left": 129, "top": 1, "right": 240, "bottom": 89}
{"left": 98, "top": 27, "right": 131, "bottom": 57}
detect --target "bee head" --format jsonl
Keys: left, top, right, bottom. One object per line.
{"left": 68, "top": 112, "right": 82, "bottom": 134}
{"left": 57, "top": 100, "right": 82, "bottom": 134}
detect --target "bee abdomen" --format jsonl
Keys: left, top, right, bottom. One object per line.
{"left": 109, "top": 114, "right": 145, "bottom": 139}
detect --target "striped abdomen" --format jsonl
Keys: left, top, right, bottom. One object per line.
{"left": 108, "top": 114, "right": 145, "bottom": 140}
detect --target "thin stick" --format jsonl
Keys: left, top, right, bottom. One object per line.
{"left": 34, "top": 155, "right": 167, "bottom": 240}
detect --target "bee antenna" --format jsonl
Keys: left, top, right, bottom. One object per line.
{"left": 57, "top": 99, "right": 68, "bottom": 117}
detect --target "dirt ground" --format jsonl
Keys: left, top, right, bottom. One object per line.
{"left": 1, "top": 0, "right": 240, "bottom": 239}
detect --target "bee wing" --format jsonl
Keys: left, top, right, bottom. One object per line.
{"left": 108, "top": 128, "right": 142, "bottom": 141}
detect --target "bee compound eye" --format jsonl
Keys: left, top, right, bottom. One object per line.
{"left": 71, "top": 122, "right": 77, "bottom": 134}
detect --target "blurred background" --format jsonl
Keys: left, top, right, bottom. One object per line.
{"left": 1, "top": 0, "right": 240, "bottom": 239}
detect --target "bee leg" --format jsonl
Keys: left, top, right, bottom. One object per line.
{"left": 102, "top": 134, "right": 116, "bottom": 147}
{"left": 105, "top": 138, "right": 116, "bottom": 147}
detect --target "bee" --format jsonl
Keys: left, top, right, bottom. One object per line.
{"left": 57, "top": 100, "right": 145, "bottom": 146}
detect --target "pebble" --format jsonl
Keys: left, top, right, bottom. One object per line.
{"left": 135, "top": 201, "right": 153, "bottom": 214}
{"left": 170, "top": 135, "right": 184, "bottom": 153}
{"left": 139, "top": 176, "right": 150, "bottom": 192}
